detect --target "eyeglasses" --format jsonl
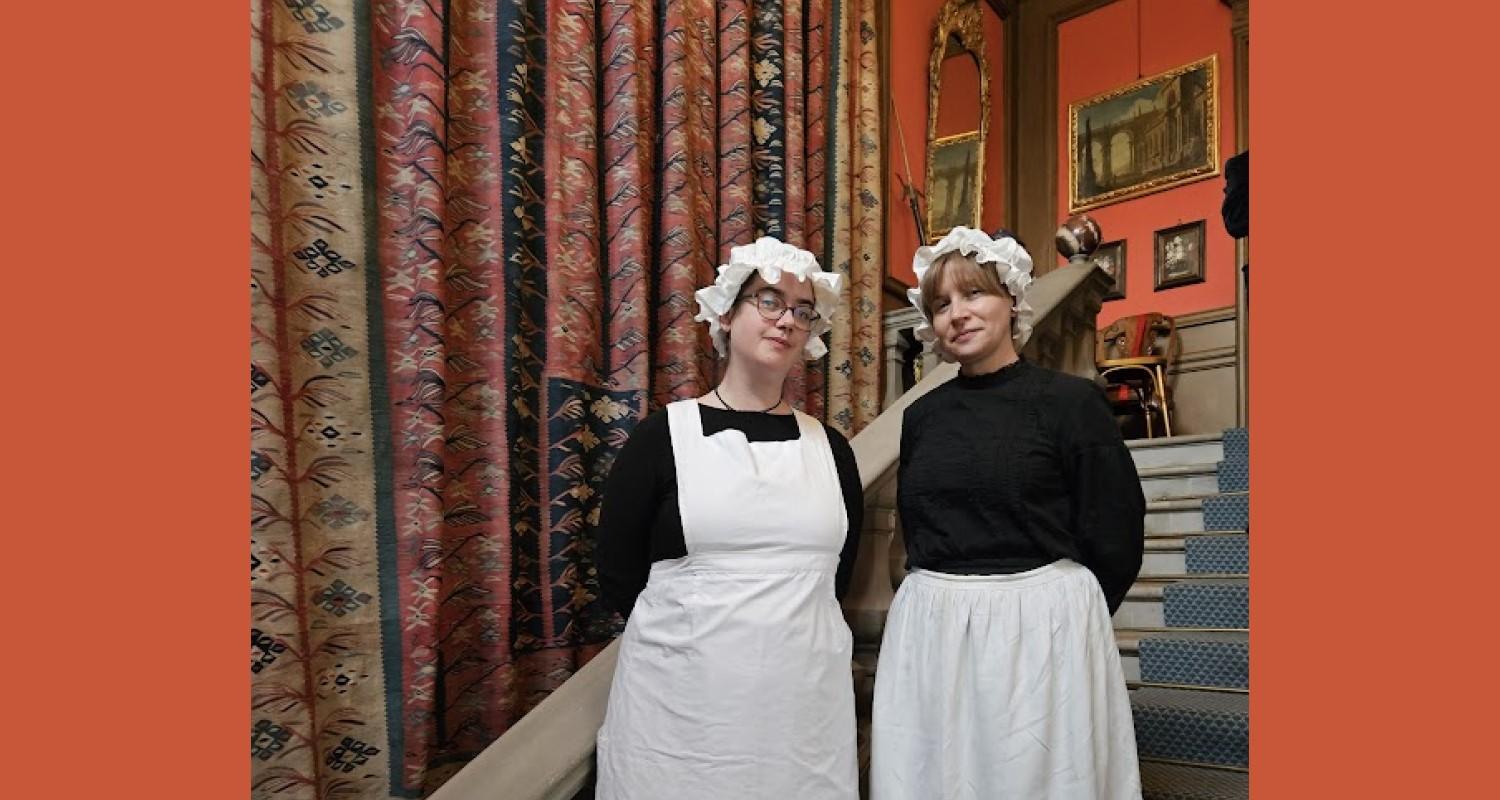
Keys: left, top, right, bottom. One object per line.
{"left": 738, "top": 288, "right": 821, "bottom": 330}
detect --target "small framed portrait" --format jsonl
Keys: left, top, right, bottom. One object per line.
{"left": 1154, "top": 220, "right": 1206, "bottom": 290}
{"left": 1093, "top": 240, "right": 1126, "bottom": 301}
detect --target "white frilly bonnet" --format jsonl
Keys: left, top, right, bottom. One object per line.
{"left": 905, "top": 226, "right": 1035, "bottom": 358}
{"left": 693, "top": 237, "right": 844, "bottom": 360}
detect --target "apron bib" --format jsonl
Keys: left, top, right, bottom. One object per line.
{"left": 597, "top": 400, "right": 856, "bottom": 800}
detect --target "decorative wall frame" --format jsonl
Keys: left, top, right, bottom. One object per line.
{"left": 926, "top": 0, "right": 990, "bottom": 241}
{"left": 1094, "top": 239, "right": 1126, "bottom": 301}
{"left": 1069, "top": 55, "right": 1220, "bottom": 213}
{"left": 926, "top": 132, "right": 983, "bottom": 242}
{"left": 1154, "top": 220, "right": 1206, "bottom": 290}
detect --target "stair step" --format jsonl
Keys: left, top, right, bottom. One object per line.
{"left": 1165, "top": 581, "right": 1248, "bottom": 629}
{"left": 1201, "top": 493, "right": 1248, "bottom": 531}
{"left": 1145, "top": 532, "right": 1246, "bottom": 551}
{"left": 1137, "top": 463, "right": 1219, "bottom": 480}
{"left": 1138, "top": 463, "right": 1222, "bottom": 501}
{"left": 1129, "top": 433, "right": 1225, "bottom": 471}
{"left": 1132, "top": 687, "right": 1249, "bottom": 769}
{"left": 1145, "top": 532, "right": 1247, "bottom": 547}
{"left": 1114, "top": 596, "right": 1167, "bottom": 629}
{"left": 1146, "top": 529, "right": 1246, "bottom": 540}
{"left": 1116, "top": 630, "right": 1249, "bottom": 692}
{"left": 1185, "top": 534, "right": 1248, "bottom": 574}
{"left": 1129, "top": 682, "right": 1246, "bottom": 696}
{"left": 1221, "top": 428, "right": 1248, "bottom": 463}
{"left": 1146, "top": 498, "right": 1205, "bottom": 534}
{"left": 1141, "top": 550, "right": 1185, "bottom": 575}
{"left": 1215, "top": 458, "right": 1248, "bottom": 493}
{"left": 1128, "top": 576, "right": 1246, "bottom": 597}
{"left": 1139, "top": 632, "right": 1248, "bottom": 690}
{"left": 1116, "top": 579, "right": 1248, "bottom": 630}
{"left": 1140, "top": 760, "right": 1248, "bottom": 800}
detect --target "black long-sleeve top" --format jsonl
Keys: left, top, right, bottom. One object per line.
{"left": 896, "top": 358, "right": 1145, "bottom": 613}
{"left": 594, "top": 404, "right": 864, "bottom": 620}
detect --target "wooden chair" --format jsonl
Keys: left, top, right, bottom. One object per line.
{"left": 1095, "top": 313, "right": 1179, "bottom": 438}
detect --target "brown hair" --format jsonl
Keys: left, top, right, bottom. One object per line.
{"left": 918, "top": 252, "right": 1011, "bottom": 321}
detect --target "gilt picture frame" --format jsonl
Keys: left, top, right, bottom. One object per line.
{"left": 1069, "top": 55, "right": 1220, "bottom": 213}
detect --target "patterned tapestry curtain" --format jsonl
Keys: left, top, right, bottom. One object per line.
{"left": 251, "top": 0, "right": 882, "bottom": 797}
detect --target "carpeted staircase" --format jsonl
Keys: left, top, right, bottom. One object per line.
{"left": 1118, "top": 428, "right": 1250, "bottom": 798}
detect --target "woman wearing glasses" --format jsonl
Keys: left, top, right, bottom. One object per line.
{"left": 594, "top": 237, "right": 862, "bottom": 800}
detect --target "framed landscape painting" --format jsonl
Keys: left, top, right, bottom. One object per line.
{"left": 926, "top": 131, "right": 982, "bottom": 241}
{"left": 1069, "top": 55, "right": 1220, "bottom": 212}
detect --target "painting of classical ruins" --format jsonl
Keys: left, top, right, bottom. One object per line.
{"left": 1069, "top": 55, "right": 1220, "bottom": 212}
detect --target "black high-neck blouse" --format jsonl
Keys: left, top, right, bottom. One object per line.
{"left": 896, "top": 358, "right": 1145, "bottom": 613}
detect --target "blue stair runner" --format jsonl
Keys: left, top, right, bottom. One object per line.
{"left": 1140, "top": 760, "right": 1248, "bottom": 800}
{"left": 1200, "top": 494, "right": 1247, "bottom": 531}
{"left": 1135, "top": 428, "right": 1250, "bottom": 798}
{"left": 1132, "top": 687, "right": 1249, "bottom": 768}
{"left": 1139, "top": 633, "right": 1248, "bottom": 690}
{"left": 1216, "top": 458, "right": 1248, "bottom": 493}
{"left": 1186, "top": 534, "right": 1248, "bottom": 574}
{"left": 1222, "top": 428, "right": 1248, "bottom": 462}
{"left": 1163, "top": 582, "right": 1248, "bottom": 628}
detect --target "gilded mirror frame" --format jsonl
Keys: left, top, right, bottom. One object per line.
{"left": 925, "top": 0, "right": 990, "bottom": 242}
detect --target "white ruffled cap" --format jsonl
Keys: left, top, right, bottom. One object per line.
{"left": 694, "top": 237, "right": 844, "bottom": 360}
{"left": 906, "top": 226, "right": 1035, "bottom": 358}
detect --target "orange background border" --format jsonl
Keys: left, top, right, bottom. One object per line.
{"left": 1255, "top": 1, "right": 1497, "bottom": 796}
{"left": 1, "top": 2, "right": 246, "bottom": 797}
{"left": 5, "top": 1, "right": 1496, "bottom": 797}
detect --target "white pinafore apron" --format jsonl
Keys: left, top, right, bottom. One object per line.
{"left": 870, "top": 561, "right": 1142, "bottom": 800}
{"left": 596, "top": 400, "right": 857, "bottom": 800}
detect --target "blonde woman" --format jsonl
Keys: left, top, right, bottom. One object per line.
{"left": 594, "top": 238, "right": 862, "bottom": 800}
{"left": 871, "top": 227, "right": 1145, "bottom": 800}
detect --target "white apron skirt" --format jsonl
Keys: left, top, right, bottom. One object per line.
{"left": 595, "top": 401, "right": 857, "bottom": 800}
{"left": 870, "top": 560, "right": 1141, "bottom": 800}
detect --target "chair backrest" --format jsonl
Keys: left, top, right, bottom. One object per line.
{"left": 1095, "top": 312, "right": 1178, "bottom": 364}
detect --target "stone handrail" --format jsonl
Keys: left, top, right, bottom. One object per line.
{"left": 427, "top": 257, "right": 1112, "bottom": 800}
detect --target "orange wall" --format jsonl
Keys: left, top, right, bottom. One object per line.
{"left": 887, "top": 1, "right": 1005, "bottom": 288}
{"left": 1057, "top": 0, "right": 1238, "bottom": 325}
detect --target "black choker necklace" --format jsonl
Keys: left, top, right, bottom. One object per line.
{"left": 714, "top": 387, "right": 783, "bottom": 413}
